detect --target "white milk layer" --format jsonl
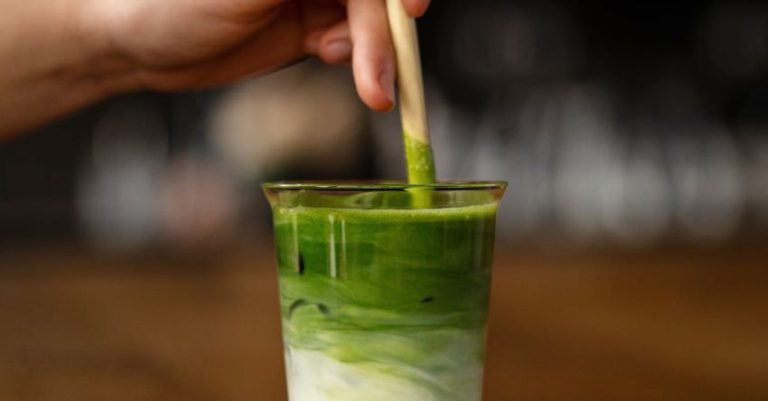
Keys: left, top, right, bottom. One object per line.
{"left": 284, "top": 346, "right": 482, "bottom": 401}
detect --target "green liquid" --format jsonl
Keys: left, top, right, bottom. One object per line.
{"left": 273, "top": 203, "right": 497, "bottom": 401}
{"left": 403, "top": 133, "right": 437, "bottom": 184}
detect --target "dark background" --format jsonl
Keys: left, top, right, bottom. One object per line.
{"left": 3, "top": 0, "right": 768, "bottom": 247}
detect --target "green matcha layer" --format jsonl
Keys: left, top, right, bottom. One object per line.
{"left": 272, "top": 203, "right": 498, "bottom": 401}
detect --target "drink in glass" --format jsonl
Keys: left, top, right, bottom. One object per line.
{"left": 264, "top": 182, "right": 506, "bottom": 401}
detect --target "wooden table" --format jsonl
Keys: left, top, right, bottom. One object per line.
{"left": 0, "top": 242, "right": 766, "bottom": 400}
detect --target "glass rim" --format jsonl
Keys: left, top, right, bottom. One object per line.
{"left": 262, "top": 180, "right": 507, "bottom": 192}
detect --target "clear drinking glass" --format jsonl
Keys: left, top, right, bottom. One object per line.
{"left": 263, "top": 182, "right": 507, "bottom": 401}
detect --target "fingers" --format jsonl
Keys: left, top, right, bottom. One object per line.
{"left": 347, "top": 0, "right": 395, "bottom": 112}
{"left": 317, "top": 21, "right": 352, "bottom": 64}
{"left": 338, "top": 0, "right": 430, "bottom": 111}
{"left": 140, "top": 1, "right": 345, "bottom": 90}
{"left": 336, "top": 0, "right": 429, "bottom": 18}
{"left": 401, "top": 0, "right": 431, "bottom": 18}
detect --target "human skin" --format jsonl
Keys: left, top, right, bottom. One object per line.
{"left": 0, "top": 0, "right": 430, "bottom": 138}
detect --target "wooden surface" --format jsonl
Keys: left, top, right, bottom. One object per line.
{"left": 0, "top": 243, "right": 766, "bottom": 400}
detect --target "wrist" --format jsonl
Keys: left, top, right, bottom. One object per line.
{"left": 75, "top": 0, "right": 143, "bottom": 97}
{"left": 0, "top": 0, "right": 144, "bottom": 135}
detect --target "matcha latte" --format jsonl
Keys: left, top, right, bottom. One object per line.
{"left": 264, "top": 183, "right": 505, "bottom": 401}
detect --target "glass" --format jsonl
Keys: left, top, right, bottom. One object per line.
{"left": 263, "top": 181, "right": 507, "bottom": 401}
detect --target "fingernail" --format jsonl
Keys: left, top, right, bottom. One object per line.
{"left": 416, "top": 0, "right": 431, "bottom": 17}
{"left": 379, "top": 65, "right": 396, "bottom": 109}
{"left": 324, "top": 39, "right": 352, "bottom": 62}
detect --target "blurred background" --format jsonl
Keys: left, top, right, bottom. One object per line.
{"left": 1, "top": 0, "right": 767, "bottom": 400}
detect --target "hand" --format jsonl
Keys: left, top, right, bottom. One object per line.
{"left": 0, "top": 0, "right": 431, "bottom": 136}
{"left": 94, "top": 0, "right": 431, "bottom": 111}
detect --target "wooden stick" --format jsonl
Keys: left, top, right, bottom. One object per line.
{"left": 386, "top": 0, "right": 437, "bottom": 184}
